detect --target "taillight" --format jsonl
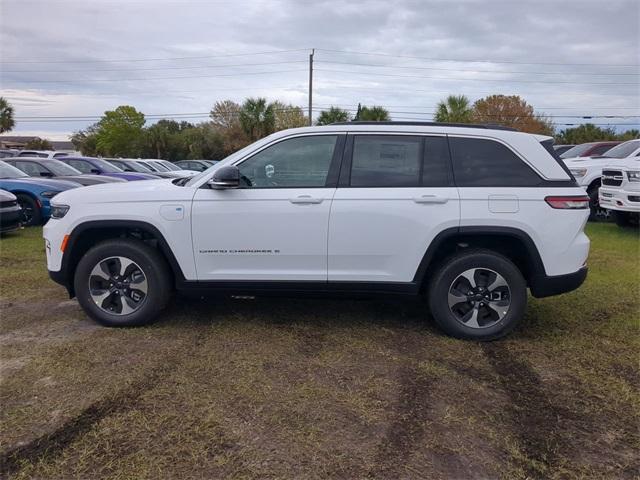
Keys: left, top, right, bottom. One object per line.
{"left": 545, "top": 195, "right": 590, "bottom": 209}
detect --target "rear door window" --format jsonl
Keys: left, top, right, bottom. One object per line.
{"left": 350, "top": 135, "right": 421, "bottom": 187}
{"left": 449, "top": 137, "right": 541, "bottom": 187}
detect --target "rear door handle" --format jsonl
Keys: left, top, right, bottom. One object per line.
{"left": 289, "top": 195, "right": 323, "bottom": 204}
{"left": 413, "top": 195, "right": 448, "bottom": 204}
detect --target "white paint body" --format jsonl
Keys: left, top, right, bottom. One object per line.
{"left": 599, "top": 158, "right": 640, "bottom": 213}
{"left": 44, "top": 124, "right": 590, "bottom": 284}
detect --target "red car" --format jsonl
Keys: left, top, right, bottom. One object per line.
{"left": 560, "top": 141, "right": 621, "bottom": 159}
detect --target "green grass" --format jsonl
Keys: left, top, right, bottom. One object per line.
{"left": 0, "top": 223, "right": 638, "bottom": 479}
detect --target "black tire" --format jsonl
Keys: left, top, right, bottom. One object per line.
{"left": 427, "top": 249, "right": 527, "bottom": 341}
{"left": 15, "top": 194, "right": 42, "bottom": 226}
{"left": 588, "top": 187, "right": 604, "bottom": 222}
{"left": 613, "top": 211, "right": 630, "bottom": 228}
{"left": 74, "top": 239, "right": 172, "bottom": 327}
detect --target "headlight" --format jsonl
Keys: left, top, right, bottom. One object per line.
{"left": 50, "top": 204, "right": 70, "bottom": 219}
{"left": 627, "top": 171, "right": 640, "bottom": 182}
{"left": 570, "top": 168, "right": 587, "bottom": 178}
{"left": 40, "top": 191, "right": 58, "bottom": 199}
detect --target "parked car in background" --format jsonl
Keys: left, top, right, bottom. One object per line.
{"left": 17, "top": 150, "right": 75, "bottom": 159}
{"left": 133, "top": 160, "right": 198, "bottom": 178}
{"left": 560, "top": 141, "right": 621, "bottom": 159}
{"left": 0, "top": 149, "right": 19, "bottom": 158}
{"left": 58, "top": 157, "right": 159, "bottom": 181}
{"left": 0, "top": 189, "right": 22, "bottom": 233}
{"left": 105, "top": 158, "right": 158, "bottom": 175}
{"left": 0, "top": 161, "right": 81, "bottom": 225}
{"left": 154, "top": 159, "right": 198, "bottom": 173}
{"left": 564, "top": 139, "right": 640, "bottom": 220}
{"left": 4, "top": 158, "right": 127, "bottom": 186}
{"left": 553, "top": 144, "right": 575, "bottom": 156}
{"left": 599, "top": 157, "right": 640, "bottom": 228}
{"left": 174, "top": 160, "right": 217, "bottom": 172}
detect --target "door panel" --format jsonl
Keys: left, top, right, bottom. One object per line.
{"left": 192, "top": 187, "right": 335, "bottom": 280}
{"left": 328, "top": 187, "right": 459, "bottom": 282}
{"left": 191, "top": 134, "right": 341, "bottom": 281}
{"left": 328, "top": 134, "right": 460, "bottom": 283}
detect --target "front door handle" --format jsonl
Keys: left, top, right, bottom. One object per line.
{"left": 413, "top": 195, "right": 448, "bottom": 204}
{"left": 289, "top": 195, "right": 323, "bottom": 204}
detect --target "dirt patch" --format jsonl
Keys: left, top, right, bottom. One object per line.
{"left": 0, "top": 364, "right": 167, "bottom": 476}
{"left": 482, "top": 343, "right": 565, "bottom": 478}
{"left": 371, "top": 364, "right": 433, "bottom": 477}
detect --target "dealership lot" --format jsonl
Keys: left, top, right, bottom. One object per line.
{"left": 0, "top": 224, "right": 638, "bottom": 479}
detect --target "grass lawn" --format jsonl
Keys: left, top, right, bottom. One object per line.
{"left": 0, "top": 224, "right": 638, "bottom": 479}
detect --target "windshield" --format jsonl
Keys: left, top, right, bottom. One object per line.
{"left": 603, "top": 140, "right": 640, "bottom": 158}
{"left": 159, "top": 160, "right": 180, "bottom": 171}
{"left": 560, "top": 143, "right": 595, "bottom": 158}
{"left": 87, "top": 157, "right": 123, "bottom": 173}
{"left": 125, "top": 160, "right": 153, "bottom": 172}
{"left": 139, "top": 161, "right": 159, "bottom": 172}
{"left": 149, "top": 161, "right": 171, "bottom": 171}
{"left": 0, "top": 161, "right": 29, "bottom": 178}
{"left": 46, "top": 160, "right": 82, "bottom": 176}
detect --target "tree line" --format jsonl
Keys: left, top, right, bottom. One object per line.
{"left": 0, "top": 95, "right": 637, "bottom": 160}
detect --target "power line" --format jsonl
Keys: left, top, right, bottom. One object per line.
{"left": 315, "top": 60, "right": 640, "bottom": 77}
{"left": 314, "top": 68, "right": 638, "bottom": 86}
{"left": 313, "top": 83, "right": 639, "bottom": 97}
{"left": 313, "top": 102, "right": 640, "bottom": 111}
{"left": 1, "top": 60, "right": 308, "bottom": 74}
{"left": 8, "top": 69, "right": 308, "bottom": 83}
{"left": 315, "top": 48, "right": 640, "bottom": 68}
{"left": 0, "top": 48, "right": 310, "bottom": 64}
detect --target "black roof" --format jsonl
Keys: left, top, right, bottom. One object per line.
{"left": 330, "top": 121, "right": 517, "bottom": 131}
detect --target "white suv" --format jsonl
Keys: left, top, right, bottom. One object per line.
{"left": 43, "top": 122, "right": 590, "bottom": 340}
{"left": 599, "top": 157, "right": 640, "bottom": 227}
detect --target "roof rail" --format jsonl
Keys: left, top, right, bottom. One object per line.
{"left": 329, "top": 121, "right": 517, "bottom": 131}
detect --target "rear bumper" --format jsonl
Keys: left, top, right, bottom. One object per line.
{"left": 529, "top": 266, "right": 588, "bottom": 298}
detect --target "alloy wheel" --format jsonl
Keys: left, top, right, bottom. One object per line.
{"left": 88, "top": 256, "right": 148, "bottom": 315}
{"left": 447, "top": 268, "right": 511, "bottom": 329}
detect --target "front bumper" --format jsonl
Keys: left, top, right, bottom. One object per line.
{"left": 529, "top": 266, "right": 588, "bottom": 298}
{"left": 0, "top": 207, "right": 22, "bottom": 233}
{"left": 599, "top": 186, "right": 640, "bottom": 213}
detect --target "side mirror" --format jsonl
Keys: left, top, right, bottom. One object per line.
{"left": 90, "top": 168, "right": 101, "bottom": 174}
{"left": 208, "top": 165, "right": 240, "bottom": 189}
{"left": 40, "top": 171, "right": 53, "bottom": 177}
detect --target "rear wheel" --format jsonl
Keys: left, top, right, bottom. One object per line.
{"left": 74, "top": 239, "right": 172, "bottom": 327}
{"left": 15, "top": 194, "right": 42, "bottom": 226}
{"left": 427, "top": 250, "right": 527, "bottom": 340}
{"left": 588, "top": 186, "right": 609, "bottom": 222}
{"left": 613, "top": 211, "right": 640, "bottom": 228}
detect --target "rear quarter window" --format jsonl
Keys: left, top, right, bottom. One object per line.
{"left": 449, "top": 137, "right": 541, "bottom": 187}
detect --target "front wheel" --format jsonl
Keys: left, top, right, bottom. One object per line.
{"left": 16, "top": 194, "right": 42, "bottom": 226}
{"left": 74, "top": 239, "right": 172, "bottom": 327}
{"left": 427, "top": 250, "right": 527, "bottom": 340}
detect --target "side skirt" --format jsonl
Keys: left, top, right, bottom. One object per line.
{"left": 175, "top": 280, "right": 421, "bottom": 299}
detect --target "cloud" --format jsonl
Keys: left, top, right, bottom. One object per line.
{"left": 1, "top": 0, "right": 638, "bottom": 139}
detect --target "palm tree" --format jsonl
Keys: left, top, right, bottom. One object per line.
{"left": 316, "top": 106, "right": 351, "bottom": 125}
{"left": 239, "top": 97, "right": 275, "bottom": 141}
{"left": 0, "top": 97, "right": 15, "bottom": 133}
{"left": 434, "top": 95, "right": 473, "bottom": 123}
{"left": 358, "top": 105, "right": 390, "bottom": 121}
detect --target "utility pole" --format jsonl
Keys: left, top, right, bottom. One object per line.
{"left": 308, "top": 48, "right": 314, "bottom": 126}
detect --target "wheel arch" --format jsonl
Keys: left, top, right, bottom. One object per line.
{"left": 413, "top": 226, "right": 546, "bottom": 292}
{"left": 59, "top": 220, "right": 184, "bottom": 297}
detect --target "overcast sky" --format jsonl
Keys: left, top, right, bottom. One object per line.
{"left": 1, "top": 0, "right": 639, "bottom": 140}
